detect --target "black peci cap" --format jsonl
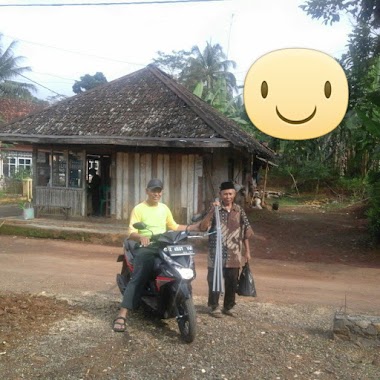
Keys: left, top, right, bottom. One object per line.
{"left": 220, "top": 181, "right": 236, "bottom": 191}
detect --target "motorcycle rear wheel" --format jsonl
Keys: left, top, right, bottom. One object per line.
{"left": 176, "top": 297, "right": 196, "bottom": 343}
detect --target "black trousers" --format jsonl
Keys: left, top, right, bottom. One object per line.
{"left": 207, "top": 267, "right": 239, "bottom": 311}
{"left": 91, "top": 193, "right": 100, "bottom": 215}
{"left": 120, "top": 246, "right": 157, "bottom": 310}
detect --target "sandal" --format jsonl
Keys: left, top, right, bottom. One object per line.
{"left": 113, "top": 316, "right": 127, "bottom": 332}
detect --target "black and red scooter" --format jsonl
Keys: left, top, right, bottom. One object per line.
{"left": 116, "top": 222, "right": 203, "bottom": 343}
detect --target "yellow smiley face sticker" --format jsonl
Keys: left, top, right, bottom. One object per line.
{"left": 244, "top": 48, "right": 349, "bottom": 140}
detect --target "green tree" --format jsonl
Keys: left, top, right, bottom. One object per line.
{"left": 0, "top": 34, "right": 36, "bottom": 98}
{"left": 300, "top": 0, "right": 380, "bottom": 107}
{"left": 367, "top": 170, "right": 380, "bottom": 242}
{"left": 153, "top": 42, "right": 244, "bottom": 130}
{"left": 194, "top": 78, "right": 247, "bottom": 124}
{"left": 300, "top": 0, "right": 380, "bottom": 241}
{"left": 153, "top": 49, "right": 192, "bottom": 79}
{"left": 299, "top": 1, "right": 380, "bottom": 173}
{"left": 72, "top": 72, "right": 108, "bottom": 94}
{"left": 180, "top": 42, "right": 237, "bottom": 96}
{"left": 154, "top": 42, "right": 237, "bottom": 96}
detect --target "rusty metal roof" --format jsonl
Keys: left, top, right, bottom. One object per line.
{"left": 0, "top": 65, "right": 274, "bottom": 159}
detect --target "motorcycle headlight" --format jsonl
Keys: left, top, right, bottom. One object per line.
{"left": 176, "top": 267, "right": 194, "bottom": 280}
{"left": 162, "top": 253, "right": 194, "bottom": 280}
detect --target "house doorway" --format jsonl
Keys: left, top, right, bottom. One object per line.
{"left": 87, "top": 154, "right": 111, "bottom": 217}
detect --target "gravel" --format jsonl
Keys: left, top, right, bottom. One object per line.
{"left": 1, "top": 292, "right": 379, "bottom": 380}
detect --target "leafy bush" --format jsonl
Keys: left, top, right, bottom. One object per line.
{"left": 366, "top": 171, "right": 380, "bottom": 243}
{"left": 271, "top": 161, "right": 335, "bottom": 193}
{"left": 333, "top": 177, "right": 367, "bottom": 199}
{"left": 11, "top": 168, "right": 31, "bottom": 180}
{"left": 2, "top": 178, "right": 22, "bottom": 195}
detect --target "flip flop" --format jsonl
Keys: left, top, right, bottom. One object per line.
{"left": 113, "top": 316, "right": 127, "bottom": 332}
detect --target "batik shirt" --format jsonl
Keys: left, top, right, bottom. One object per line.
{"left": 207, "top": 203, "right": 253, "bottom": 268}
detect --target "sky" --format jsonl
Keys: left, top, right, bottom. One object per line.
{"left": 0, "top": 0, "right": 353, "bottom": 100}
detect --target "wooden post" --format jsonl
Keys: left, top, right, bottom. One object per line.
{"left": 261, "top": 161, "right": 269, "bottom": 206}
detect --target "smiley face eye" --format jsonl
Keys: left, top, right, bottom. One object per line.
{"left": 324, "top": 81, "right": 332, "bottom": 98}
{"left": 261, "top": 81, "right": 268, "bottom": 98}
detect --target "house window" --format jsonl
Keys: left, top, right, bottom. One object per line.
{"left": 6, "top": 157, "right": 16, "bottom": 177}
{"left": 18, "top": 158, "right": 32, "bottom": 171}
{"left": 36, "top": 148, "right": 84, "bottom": 188}
{"left": 52, "top": 151, "right": 67, "bottom": 187}
{"left": 3, "top": 151, "right": 32, "bottom": 178}
{"left": 37, "top": 149, "right": 51, "bottom": 186}
{"left": 69, "top": 151, "right": 83, "bottom": 188}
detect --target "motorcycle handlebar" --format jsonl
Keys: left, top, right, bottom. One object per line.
{"left": 131, "top": 230, "right": 215, "bottom": 248}
{"left": 187, "top": 231, "right": 216, "bottom": 238}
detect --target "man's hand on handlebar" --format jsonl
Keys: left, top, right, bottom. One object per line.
{"left": 177, "top": 222, "right": 201, "bottom": 232}
{"left": 139, "top": 236, "right": 151, "bottom": 247}
{"left": 187, "top": 221, "right": 201, "bottom": 231}
{"left": 129, "top": 232, "right": 151, "bottom": 247}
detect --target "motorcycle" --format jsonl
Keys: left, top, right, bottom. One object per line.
{"left": 116, "top": 222, "right": 204, "bottom": 343}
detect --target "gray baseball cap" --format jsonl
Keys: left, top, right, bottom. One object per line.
{"left": 147, "top": 178, "right": 163, "bottom": 190}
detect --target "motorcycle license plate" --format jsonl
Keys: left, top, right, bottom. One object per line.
{"left": 167, "top": 245, "right": 194, "bottom": 256}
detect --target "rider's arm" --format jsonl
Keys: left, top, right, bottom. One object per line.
{"left": 165, "top": 206, "right": 179, "bottom": 231}
{"left": 176, "top": 223, "right": 200, "bottom": 232}
{"left": 127, "top": 207, "right": 151, "bottom": 246}
{"left": 129, "top": 232, "right": 150, "bottom": 247}
{"left": 164, "top": 205, "right": 202, "bottom": 232}
{"left": 126, "top": 208, "right": 139, "bottom": 238}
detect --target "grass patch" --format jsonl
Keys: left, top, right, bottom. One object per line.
{"left": 0, "top": 194, "right": 28, "bottom": 205}
{"left": 0, "top": 223, "right": 92, "bottom": 242}
{"left": 275, "top": 195, "right": 308, "bottom": 207}
{"left": 0, "top": 222, "right": 124, "bottom": 246}
{"left": 274, "top": 194, "right": 357, "bottom": 210}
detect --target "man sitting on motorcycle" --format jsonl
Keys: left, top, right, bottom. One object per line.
{"left": 113, "top": 178, "right": 200, "bottom": 332}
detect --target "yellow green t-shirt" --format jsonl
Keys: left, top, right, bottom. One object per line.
{"left": 127, "top": 201, "right": 179, "bottom": 237}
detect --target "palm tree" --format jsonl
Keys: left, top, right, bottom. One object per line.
{"left": 0, "top": 34, "right": 36, "bottom": 98}
{"left": 180, "top": 42, "right": 237, "bottom": 97}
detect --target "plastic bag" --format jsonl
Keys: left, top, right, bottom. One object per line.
{"left": 237, "top": 263, "right": 257, "bottom": 297}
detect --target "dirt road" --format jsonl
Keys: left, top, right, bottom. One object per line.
{"left": 1, "top": 205, "right": 380, "bottom": 379}
{"left": 0, "top": 235, "right": 379, "bottom": 314}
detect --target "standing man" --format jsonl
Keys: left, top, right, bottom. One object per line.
{"left": 88, "top": 168, "right": 101, "bottom": 216}
{"left": 113, "top": 178, "right": 199, "bottom": 332}
{"left": 199, "top": 181, "right": 253, "bottom": 317}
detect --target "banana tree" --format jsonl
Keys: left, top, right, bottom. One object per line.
{"left": 193, "top": 78, "right": 250, "bottom": 129}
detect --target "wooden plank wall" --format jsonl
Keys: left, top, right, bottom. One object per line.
{"left": 202, "top": 150, "right": 245, "bottom": 202}
{"left": 35, "top": 187, "right": 84, "bottom": 216}
{"left": 115, "top": 152, "right": 203, "bottom": 223}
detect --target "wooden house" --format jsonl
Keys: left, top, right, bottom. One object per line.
{"left": 0, "top": 65, "right": 275, "bottom": 222}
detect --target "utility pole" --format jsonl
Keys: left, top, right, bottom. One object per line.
{"left": 226, "top": 13, "right": 234, "bottom": 59}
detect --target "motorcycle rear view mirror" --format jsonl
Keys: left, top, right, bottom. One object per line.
{"left": 133, "top": 222, "right": 147, "bottom": 230}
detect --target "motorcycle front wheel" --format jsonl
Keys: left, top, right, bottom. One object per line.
{"left": 176, "top": 297, "right": 196, "bottom": 343}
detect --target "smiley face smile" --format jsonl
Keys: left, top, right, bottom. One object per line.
{"left": 276, "top": 106, "right": 317, "bottom": 124}
{"left": 243, "top": 48, "right": 349, "bottom": 140}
